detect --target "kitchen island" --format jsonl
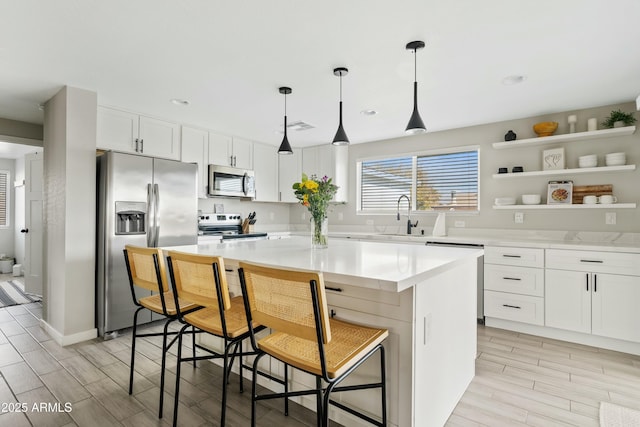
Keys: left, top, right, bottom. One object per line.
{"left": 163, "top": 236, "right": 483, "bottom": 427}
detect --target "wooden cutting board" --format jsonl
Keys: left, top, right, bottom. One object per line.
{"left": 572, "top": 184, "right": 613, "bottom": 204}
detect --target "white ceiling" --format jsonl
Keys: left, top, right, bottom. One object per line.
{"left": 1, "top": 0, "right": 640, "bottom": 149}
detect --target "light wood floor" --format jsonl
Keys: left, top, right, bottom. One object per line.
{"left": 1, "top": 293, "right": 639, "bottom": 426}
{"left": 447, "top": 325, "right": 640, "bottom": 427}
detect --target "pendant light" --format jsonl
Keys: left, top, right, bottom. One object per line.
{"left": 405, "top": 40, "right": 426, "bottom": 134}
{"left": 278, "top": 86, "right": 293, "bottom": 154}
{"left": 332, "top": 67, "right": 349, "bottom": 145}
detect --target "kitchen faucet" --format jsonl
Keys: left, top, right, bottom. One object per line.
{"left": 397, "top": 195, "right": 418, "bottom": 234}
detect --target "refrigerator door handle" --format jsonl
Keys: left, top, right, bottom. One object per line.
{"left": 153, "top": 183, "right": 160, "bottom": 247}
{"left": 146, "top": 183, "right": 154, "bottom": 247}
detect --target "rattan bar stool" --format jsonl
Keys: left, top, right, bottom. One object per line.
{"left": 166, "top": 250, "right": 264, "bottom": 427}
{"left": 238, "top": 262, "right": 388, "bottom": 427}
{"left": 123, "top": 245, "right": 200, "bottom": 419}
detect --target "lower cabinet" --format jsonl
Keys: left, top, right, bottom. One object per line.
{"left": 547, "top": 269, "right": 640, "bottom": 342}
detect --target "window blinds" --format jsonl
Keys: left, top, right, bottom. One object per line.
{"left": 360, "top": 150, "right": 478, "bottom": 212}
{"left": 0, "top": 171, "right": 7, "bottom": 227}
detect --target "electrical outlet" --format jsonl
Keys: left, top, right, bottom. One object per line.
{"left": 338, "top": 212, "right": 344, "bottom": 221}
{"left": 454, "top": 220, "right": 465, "bottom": 228}
{"left": 606, "top": 212, "right": 616, "bottom": 225}
{"left": 365, "top": 219, "right": 374, "bottom": 226}
{"left": 269, "top": 212, "right": 274, "bottom": 221}
{"left": 301, "top": 212, "right": 306, "bottom": 220}
{"left": 514, "top": 212, "right": 524, "bottom": 224}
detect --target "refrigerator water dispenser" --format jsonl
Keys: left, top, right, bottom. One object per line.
{"left": 115, "top": 201, "right": 146, "bottom": 235}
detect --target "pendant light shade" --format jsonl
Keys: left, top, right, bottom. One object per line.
{"left": 278, "top": 86, "right": 293, "bottom": 154}
{"left": 405, "top": 40, "right": 427, "bottom": 134}
{"left": 332, "top": 67, "right": 350, "bottom": 145}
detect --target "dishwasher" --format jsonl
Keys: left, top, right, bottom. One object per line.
{"left": 426, "top": 241, "right": 485, "bottom": 324}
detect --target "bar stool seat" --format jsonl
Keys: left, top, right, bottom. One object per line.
{"left": 183, "top": 296, "right": 252, "bottom": 338}
{"left": 259, "top": 317, "right": 387, "bottom": 379}
{"left": 139, "top": 292, "right": 198, "bottom": 316}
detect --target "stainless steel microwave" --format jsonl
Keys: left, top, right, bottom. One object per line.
{"left": 207, "top": 164, "right": 256, "bottom": 198}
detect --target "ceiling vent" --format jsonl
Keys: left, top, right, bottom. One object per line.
{"left": 287, "top": 120, "right": 315, "bottom": 131}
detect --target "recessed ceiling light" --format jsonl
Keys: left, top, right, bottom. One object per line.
{"left": 170, "top": 98, "right": 190, "bottom": 106}
{"left": 502, "top": 75, "right": 527, "bottom": 85}
{"left": 361, "top": 109, "right": 378, "bottom": 116}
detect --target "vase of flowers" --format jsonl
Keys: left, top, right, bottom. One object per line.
{"left": 293, "top": 173, "right": 338, "bottom": 249}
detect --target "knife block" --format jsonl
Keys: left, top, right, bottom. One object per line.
{"left": 241, "top": 219, "right": 254, "bottom": 234}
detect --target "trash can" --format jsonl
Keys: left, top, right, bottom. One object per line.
{"left": 0, "top": 258, "right": 13, "bottom": 274}
{"left": 12, "top": 264, "right": 22, "bottom": 277}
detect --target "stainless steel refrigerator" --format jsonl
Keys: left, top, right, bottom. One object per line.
{"left": 96, "top": 151, "right": 197, "bottom": 336}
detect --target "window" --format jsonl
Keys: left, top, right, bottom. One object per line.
{"left": 358, "top": 148, "right": 479, "bottom": 213}
{"left": 0, "top": 170, "right": 8, "bottom": 227}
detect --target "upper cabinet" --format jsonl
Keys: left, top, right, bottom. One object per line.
{"left": 208, "top": 132, "right": 253, "bottom": 169}
{"left": 180, "top": 126, "right": 209, "bottom": 198}
{"left": 252, "top": 143, "right": 279, "bottom": 202}
{"left": 97, "top": 106, "right": 180, "bottom": 160}
{"left": 278, "top": 151, "right": 302, "bottom": 203}
{"left": 301, "top": 145, "right": 348, "bottom": 203}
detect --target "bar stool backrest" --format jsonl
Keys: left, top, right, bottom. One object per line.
{"left": 239, "top": 262, "right": 331, "bottom": 343}
{"left": 124, "top": 245, "right": 168, "bottom": 294}
{"left": 167, "top": 251, "right": 231, "bottom": 311}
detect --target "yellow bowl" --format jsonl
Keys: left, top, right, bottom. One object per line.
{"left": 533, "top": 121, "right": 558, "bottom": 137}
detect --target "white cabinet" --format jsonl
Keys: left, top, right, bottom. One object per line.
{"left": 252, "top": 143, "right": 279, "bottom": 202}
{"left": 180, "top": 126, "right": 209, "bottom": 198}
{"left": 97, "top": 106, "right": 180, "bottom": 160}
{"left": 545, "top": 269, "right": 592, "bottom": 333}
{"left": 208, "top": 132, "right": 253, "bottom": 169}
{"left": 545, "top": 249, "right": 640, "bottom": 343}
{"left": 302, "top": 145, "right": 348, "bottom": 203}
{"left": 484, "top": 246, "right": 545, "bottom": 326}
{"left": 278, "top": 151, "right": 302, "bottom": 203}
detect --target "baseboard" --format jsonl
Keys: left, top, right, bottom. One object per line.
{"left": 40, "top": 319, "right": 98, "bottom": 346}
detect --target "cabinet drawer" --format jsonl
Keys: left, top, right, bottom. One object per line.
{"left": 484, "top": 265, "right": 544, "bottom": 297}
{"left": 484, "top": 290, "right": 544, "bottom": 325}
{"left": 485, "top": 246, "right": 544, "bottom": 268}
{"left": 546, "top": 249, "right": 640, "bottom": 276}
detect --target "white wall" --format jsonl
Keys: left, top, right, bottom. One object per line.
{"left": 43, "top": 86, "right": 97, "bottom": 345}
{"left": 0, "top": 158, "right": 15, "bottom": 258}
{"left": 290, "top": 101, "right": 640, "bottom": 234}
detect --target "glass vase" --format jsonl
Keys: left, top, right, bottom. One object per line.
{"left": 311, "top": 216, "right": 328, "bottom": 249}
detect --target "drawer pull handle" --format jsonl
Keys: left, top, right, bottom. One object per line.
{"left": 580, "top": 259, "right": 603, "bottom": 263}
{"left": 502, "top": 304, "right": 521, "bottom": 310}
{"left": 594, "top": 274, "right": 597, "bottom": 293}
{"left": 325, "top": 286, "right": 343, "bottom": 292}
{"left": 586, "top": 273, "right": 589, "bottom": 291}
{"left": 503, "top": 277, "right": 522, "bottom": 281}
{"left": 503, "top": 254, "right": 521, "bottom": 258}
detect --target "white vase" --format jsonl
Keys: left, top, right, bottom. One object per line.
{"left": 613, "top": 121, "right": 625, "bottom": 128}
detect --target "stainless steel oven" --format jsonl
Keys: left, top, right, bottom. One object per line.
{"left": 198, "top": 213, "right": 267, "bottom": 241}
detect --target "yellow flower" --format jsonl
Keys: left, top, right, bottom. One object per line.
{"left": 304, "top": 180, "right": 319, "bottom": 191}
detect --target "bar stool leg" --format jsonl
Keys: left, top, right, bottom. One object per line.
{"left": 158, "top": 317, "right": 173, "bottom": 418}
{"left": 172, "top": 324, "right": 189, "bottom": 427}
{"left": 129, "top": 307, "right": 143, "bottom": 395}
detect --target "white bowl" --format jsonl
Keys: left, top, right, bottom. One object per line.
{"left": 578, "top": 160, "right": 597, "bottom": 168}
{"left": 521, "top": 194, "right": 541, "bottom": 205}
{"left": 579, "top": 154, "right": 597, "bottom": 162}
{"left": 605, "top": 158, "right": 626, "bottom": 166}
{"left": 495, "top": 197, "right": 516, "bottom": 206}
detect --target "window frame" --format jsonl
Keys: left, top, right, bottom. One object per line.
{"left": 356, "top": 145, "right": 480, "bottom": 216}
{"left": 0, "top": 170, "right": 10, "bottom": 228}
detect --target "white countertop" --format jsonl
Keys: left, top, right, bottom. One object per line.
{"left": 163, "top": 236, "right": 484, "bottom": 292}
{"left": 304, "top": 230, "right": 640, "bottom": 253}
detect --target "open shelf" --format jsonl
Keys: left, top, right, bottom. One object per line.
{"left": 493, "top": 203, "right": 636, "bottom": 210}
{"left": 492, "top": 164, "right": 636, "bottom": 179}
{"left": 492, "top": 126, "right": 636, "bottom": 149}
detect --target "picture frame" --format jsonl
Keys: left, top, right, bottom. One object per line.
{"left": 542, "top": 147, "right": 565, "bottom": 170}
{"left": 547, "top": 180, "right": 573, "bottom": 204}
